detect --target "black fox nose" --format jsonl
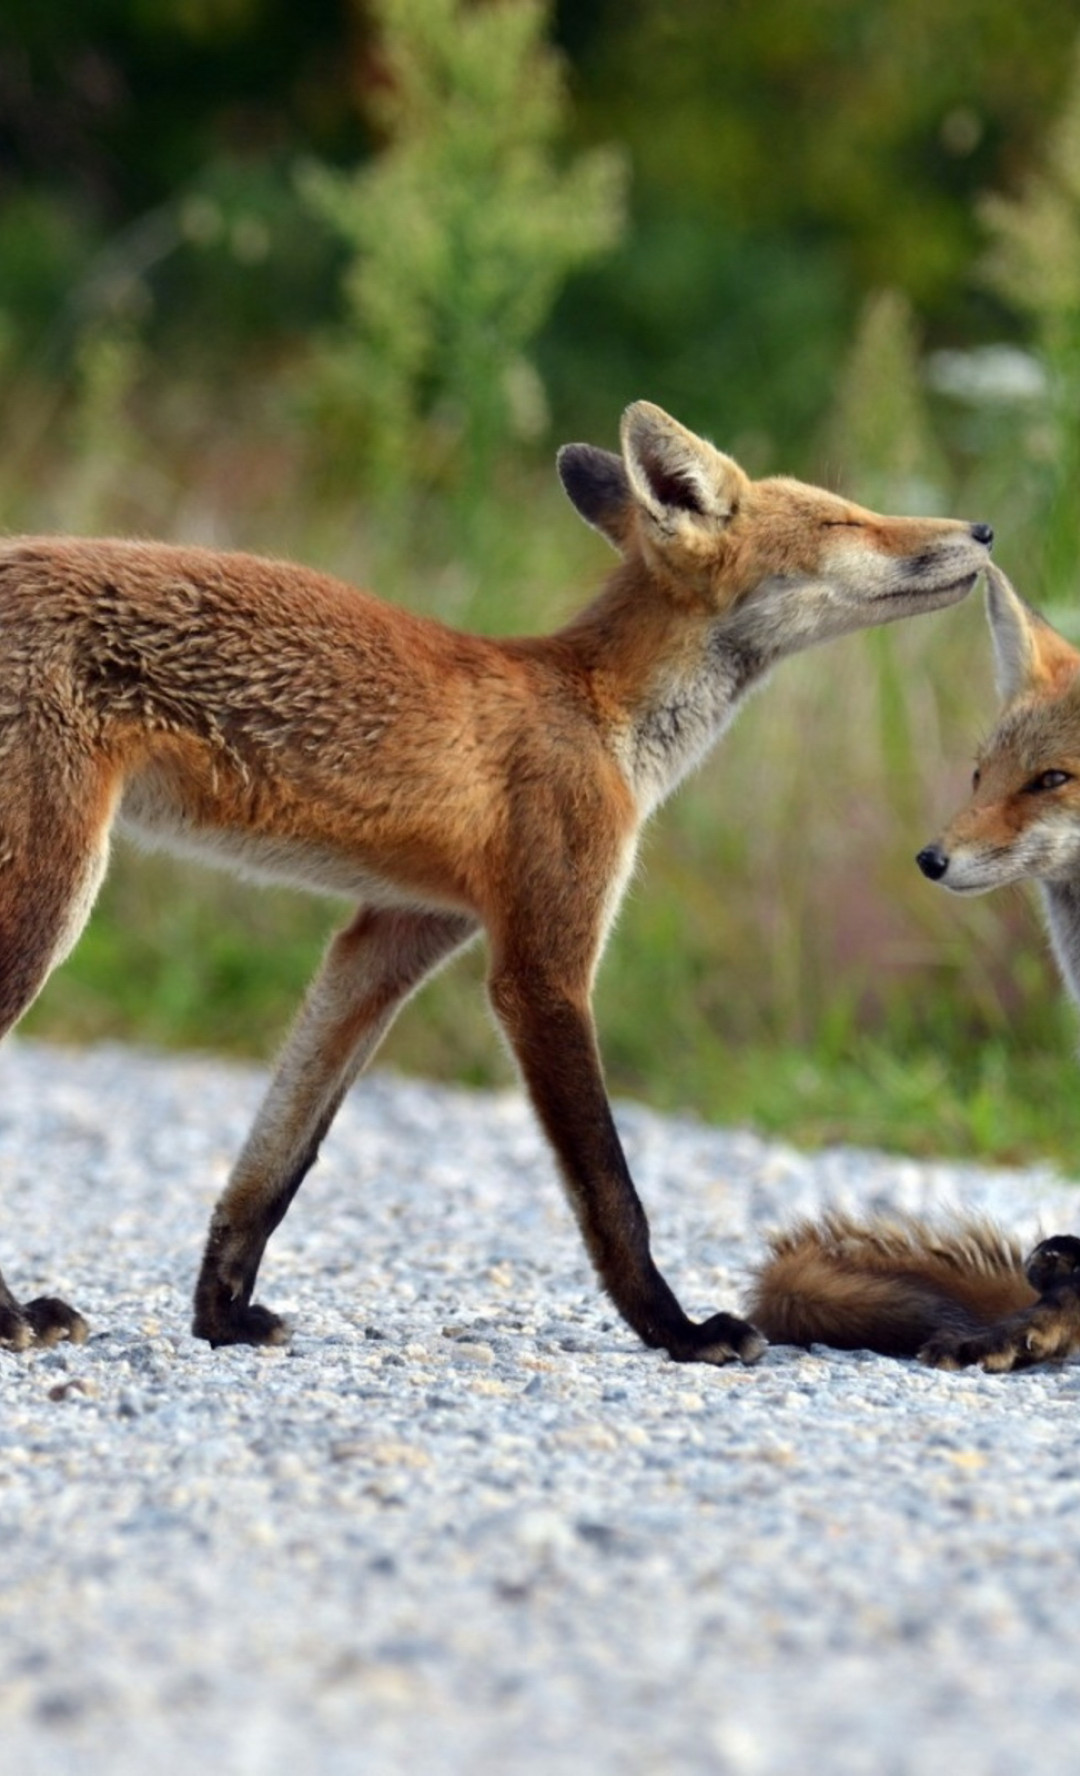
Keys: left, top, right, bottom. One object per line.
{"left": 916, "top": 844, "right": 948, "bottom": 881}
{"left": 970, "top": 522, "right": 994, "bottom": 547}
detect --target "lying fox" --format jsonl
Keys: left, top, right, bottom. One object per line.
{"left": 749, "top": 565, "right": 1080, "bottom": 1371}
{"left": 0, "top": 399, "right": 992, "bottom": 1357}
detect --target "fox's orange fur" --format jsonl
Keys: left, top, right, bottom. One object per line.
{"left": 0, "top": 399, "right": 993, "bottom": 1358}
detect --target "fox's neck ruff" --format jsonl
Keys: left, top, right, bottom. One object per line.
{"left": 553, "top": 562, "right": 769, "bottom": 817}
{"left": 620, "top": 626, "right": 765, "bottom": 815}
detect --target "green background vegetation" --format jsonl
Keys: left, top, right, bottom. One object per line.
{"left": 6, "top": 0, "right": 1080, "bottom": 1165}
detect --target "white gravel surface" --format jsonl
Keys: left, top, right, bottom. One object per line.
{"left": 3, "top": 1036, "right": 1080, "bottom": 1776}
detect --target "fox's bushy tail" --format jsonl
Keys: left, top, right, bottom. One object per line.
{"left": 745, "top": 1211, "right": 1037, "bottom": 1358}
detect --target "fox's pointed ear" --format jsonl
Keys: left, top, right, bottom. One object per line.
{"left": 620, "top": 401, "right": 744, "bottom": 540}
{"left": 985, "top": 563, "right": 1080, "bottom": 700}
{"left": 557, "top": 444, "right": 633, "bottom": 551}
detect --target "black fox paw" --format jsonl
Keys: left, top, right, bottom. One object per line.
{"left": 0, "top": 1295, "right": 89, "bottom": 1351}
{"left": 193, "top": 1299, "right": 291, "bottom": 1348}
{"left": 920, "top": 1299, "right": 1080, "bottom": 1373}
{"left": 668, "top": 1311, "right": 766, "bottom": 1366}
{"left": 919, "top": 1329, "right": 996, "bottom": 1371}
{"left": 921, "top": 1326, "right": 1036, "bottom": 1373}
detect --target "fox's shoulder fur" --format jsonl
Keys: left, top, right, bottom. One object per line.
{"left": 745, "top": 1210, "right": 1036, "bottom": 1358}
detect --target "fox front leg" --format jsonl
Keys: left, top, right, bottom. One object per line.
{"left": 192, "top": 906, "right": 476, "bottom": 1346}
{"left": 487, "top": 956, "right": 765, "bottom": 1365}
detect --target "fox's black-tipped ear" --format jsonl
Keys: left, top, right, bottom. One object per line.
{"left": 621, "top": 401, "right": 745, "bottom": 535}
{"left": 985, "top": 563, "right": 1080, "bottom": 701}
{"left": 557, "top": 444, "right": 633, "bottom": 551}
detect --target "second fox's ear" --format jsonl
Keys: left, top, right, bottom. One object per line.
{"left": 556, "top": 444, "right": 633, "bottom": 550}
{"left": 985, "top": 563, "right": 1080, "bottom": 700}
{"left": 620, "top": 401, "right": 745, "bottom": 544}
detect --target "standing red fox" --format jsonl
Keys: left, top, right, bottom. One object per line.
{"left": 0, "top": 400, "right": 993, "bottom": 1358}
{"left": 749, "top": 565, "right": 1080, "bottom": 1371}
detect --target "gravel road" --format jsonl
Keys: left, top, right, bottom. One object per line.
{"left": 2, "top": 1037, "right": 1080, "bottom": 1776}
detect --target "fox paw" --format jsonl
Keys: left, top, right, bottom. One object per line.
{"left": 192, "top": 1299, "right": 291, "bottom": 1349}
{"left": 667, "top": 1311, "right": 766, "bottom": 1367}
{"left": 920, "top": 1297, "right": 1080, "bottom": 1373}
{"left": 0, "top": 1295, "right": 89, "bottom": 1352}
{"left": 919, "top": 1329, "right": 1013, "bottom": 1372}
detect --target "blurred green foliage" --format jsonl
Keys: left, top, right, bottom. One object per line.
{"left": 976, "top": 40, "right": 1080, "bottom": 615}
{"left": 5, "top": 0, "right": 1080, "bottom": 1164}
{"left": 297, "top": 0, "right": 625, "bottom": 543}
{"left": 3, "top": 0, "right": 1077, "bottom": 435}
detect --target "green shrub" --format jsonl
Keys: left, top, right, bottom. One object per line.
{"left": 298, "top": 0, "right": 625, "bottom": 557}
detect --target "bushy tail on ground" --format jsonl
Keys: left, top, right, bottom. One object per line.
{"left": 745, "top": 1211, "right": 1037, "bottom": 1359}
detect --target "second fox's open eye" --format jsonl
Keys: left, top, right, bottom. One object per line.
{"left": 1024, "top": 769, "right": 1073, "bottom": 794}
{"left": 972, "top": 766, "right": 981, "bottom": 790}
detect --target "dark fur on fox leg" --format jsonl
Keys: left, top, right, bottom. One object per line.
{"left": 924, "top": 1234, "right": 1080, "bottom": 1373}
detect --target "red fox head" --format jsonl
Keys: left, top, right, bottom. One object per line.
{"left": 918, "top": 564, "right": 1080, "bottom": 892}
{"left": 558, "top": 401, "right": 993, "bottom": 656}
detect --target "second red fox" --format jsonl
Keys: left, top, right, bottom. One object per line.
{"left": 749, "top": 565, "right": 1080, "bottom": 1374}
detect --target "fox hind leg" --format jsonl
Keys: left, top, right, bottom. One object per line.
{"left": 192, "top": 905, "right": 476, "bottom": 1346}
{"left": 0, "top": 761, "right": 117, "bottom": 1349}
